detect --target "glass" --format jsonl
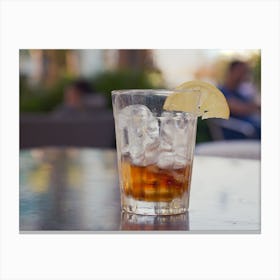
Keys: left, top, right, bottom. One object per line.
{"left": 121, "top": 212, "right": 189, "bottom": 230}
{"left": 112, "top": 89, "right": 198, "bottom": 215}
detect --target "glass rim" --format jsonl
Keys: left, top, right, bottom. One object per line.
{"left": 111, "top": 88, "right": 199, "bottom": 96}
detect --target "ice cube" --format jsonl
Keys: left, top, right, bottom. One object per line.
{"left": 159, "top": 112, "right": 174, "bottom": 152}
{"left": 174, "top": 154, "right": 187, "bottom": 169}
{"left": 157, "top": 151, "right": 175, "bottom": 169}
{"left": 144, "top": 143, "right": 159, "bottom": 166}
{"left": 158, "top": 111, "right": 193, "bottom": 169}
{"left": 118, "top": 105, "right": 159, "bottom": 166}
{"left": 159, "top": 111, "right": 188, "bottom": 147}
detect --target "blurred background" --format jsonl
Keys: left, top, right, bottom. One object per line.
{"left": 20, "top": 49, "right": 261, "bottom": 149}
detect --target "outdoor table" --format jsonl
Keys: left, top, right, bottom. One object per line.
{"left": 20, "top": 148, "right": 260, "bottom": 233}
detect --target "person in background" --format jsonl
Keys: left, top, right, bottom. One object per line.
{"left": 219, "top": 60, "right": 261, "bottom": 139}
{"left": 52, "top": 80, "right": 93, "bottom": 118}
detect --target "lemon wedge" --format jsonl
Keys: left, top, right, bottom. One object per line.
{"left": 163, "top": 80, "right": 230, "bottom": 119}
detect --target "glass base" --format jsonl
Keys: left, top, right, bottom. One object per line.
{"left": 122, "top": 196, "right": 188, "bottom": 215}
{"left": 120, "top": 211, "right": 189, "bottom": 230}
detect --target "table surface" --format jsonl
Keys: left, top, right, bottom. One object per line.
{"left": 20, "top": 148, "right": 260, "bottom": 233}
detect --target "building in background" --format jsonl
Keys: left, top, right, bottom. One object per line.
{"left": 20, "top": 49, "right": 260, "bottom": 88}
{"left": 20, "top": 50, "right": 109, "bottom": 86}
{"left": 20, "top": 49, "right": 156, "bottom": 87}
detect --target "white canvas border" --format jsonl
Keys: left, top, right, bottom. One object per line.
{"left": 1, "top": 1, "right": 279, "bottom": 279}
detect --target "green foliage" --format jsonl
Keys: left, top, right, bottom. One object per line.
{"left": 20, "top": 76, "right": 74, "bottom": 112}
{"left": 252, "top": 54, "right": 261, "bottom": 90}
{"left": 92, "top": 70, "right": 159, "bottom": 93}
{"left": 90, "top": 70, "right": 161, "bottom": 107}
{"left": 196, "top": 118, "right": 212, "bottom": 143}
{"left": 20, "top": 70, "right": 161, "bottom": 112}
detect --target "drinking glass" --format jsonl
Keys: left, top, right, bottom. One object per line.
{"left": 112, "top": 89, "right": 198, "bottom": 215}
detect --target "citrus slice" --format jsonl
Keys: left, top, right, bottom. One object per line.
{"left": 163, "top": 80, "right": 230, "bottom": 119}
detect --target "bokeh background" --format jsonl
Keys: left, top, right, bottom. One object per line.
{"left": 20, "top": 49, "right": 261, "bottom": 149}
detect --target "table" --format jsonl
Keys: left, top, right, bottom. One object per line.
{"left": 20, "top": 148, "right": 260, "bottom": 233}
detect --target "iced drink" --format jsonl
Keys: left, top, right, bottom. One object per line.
{"left": 112, "top": 82, "right": 229, "bottom": 216}
{"left": 112, "top": 91, "right": 197, "bottom": 215}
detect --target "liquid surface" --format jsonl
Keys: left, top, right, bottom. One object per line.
{"left": 121, "top": 158, "right": 192, "bottom": 202}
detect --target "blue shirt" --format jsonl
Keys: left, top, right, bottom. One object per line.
{"left": 219, "top": 85, "right": 261, "bottom": 139}
{"left": 219, "top": 85, "right": 254, "bottom": 121}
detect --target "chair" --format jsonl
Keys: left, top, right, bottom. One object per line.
{"left": 207, "top": 118, "right": 258, "bottom": 140}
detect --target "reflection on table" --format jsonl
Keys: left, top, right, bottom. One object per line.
{"left": 20, "top": 148, "right": 260, "bottom": 232}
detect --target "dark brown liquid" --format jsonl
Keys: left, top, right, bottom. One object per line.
{"left": 121, "top": 159, "right": 191, "bottom": 202}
